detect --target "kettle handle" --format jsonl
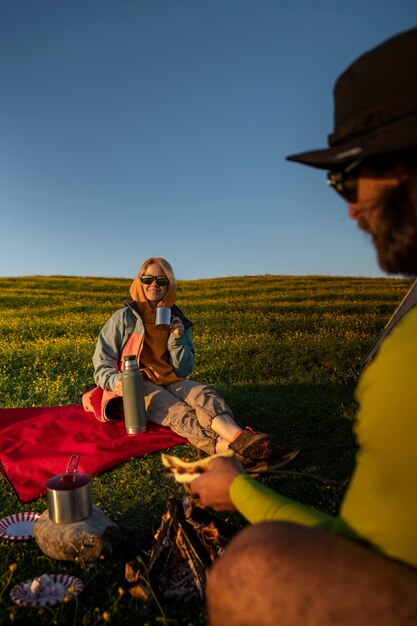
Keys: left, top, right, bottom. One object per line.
{"left": 66, "top": 454, "right": 80, "bottom": 474}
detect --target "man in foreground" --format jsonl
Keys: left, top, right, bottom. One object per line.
{"left": 190, "top": 27, "right": 417, "bottom": 626}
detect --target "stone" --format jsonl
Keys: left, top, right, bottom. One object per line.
{"left": 34, "top": 505, "right": 122, "bottom": 562}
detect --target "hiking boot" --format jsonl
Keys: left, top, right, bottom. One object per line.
{"left": 229, "top": 426, "right": 300, "bottom": 472}
{"left": 229, "top": 427, "right": 274, "bottom": 463}
{"left": 243, "top": 446, "right": 301, "bottom": 474}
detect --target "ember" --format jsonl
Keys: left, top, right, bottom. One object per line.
{"left": 126, "top": 497, "right": 237, "bottom": 602}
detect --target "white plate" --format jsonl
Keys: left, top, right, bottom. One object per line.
{"left": 10, "top": 573, "right": 84, "bottom": 607}
{"left": 0, "top": 512, "right": 41, "bottom": 540}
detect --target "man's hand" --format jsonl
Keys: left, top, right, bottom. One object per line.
{"left": 190, "top": 457, "right": 245, "bottom": 511}
{"left": 115, "top": 379, "right": 123, "bottom": 395}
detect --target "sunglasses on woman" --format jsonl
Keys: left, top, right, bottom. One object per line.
{"left": 140, "top": 275, "right": 169, "bottom": 286}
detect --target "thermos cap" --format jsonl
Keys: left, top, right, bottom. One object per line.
{"left": 123, "top": 355, "right": 138, "bottom": 370}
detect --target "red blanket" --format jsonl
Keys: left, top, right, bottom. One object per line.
{"left": 0, "top": 405, "right": 186, "bottom": 503}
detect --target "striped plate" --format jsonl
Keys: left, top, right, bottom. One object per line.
{"left": 0, "top": 512, "right": 41, "bottom": 540}
{"left": 10, "top": 573, "right": 84, "bottom": 607}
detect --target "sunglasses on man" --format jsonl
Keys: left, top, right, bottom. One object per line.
{"left": 327, "top": 159, "right": 363, "bottom": 203}
{"left": 140, "top": 275, "right": 169, "bottom": 286}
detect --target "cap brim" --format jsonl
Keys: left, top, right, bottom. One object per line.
{"left": 286, "top": 116, "right": 417, "bottom": 170}
{"left": 286, "top": 142, "right": 363, "bottom": 170}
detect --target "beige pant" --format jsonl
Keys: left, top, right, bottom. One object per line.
{"left": 143, "top": 379, "right": 235, "bottom": 455}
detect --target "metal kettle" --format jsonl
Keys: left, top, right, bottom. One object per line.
{"left": 46, "top": 454, "right": 92, "bottom": 523}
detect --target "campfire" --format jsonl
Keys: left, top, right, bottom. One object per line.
{"left": 125, "top": 496, "right": 237, "bottom": 602}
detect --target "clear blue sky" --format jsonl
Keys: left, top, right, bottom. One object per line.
{"left": 1, "top": 0, "right": 417, "bottom": 280}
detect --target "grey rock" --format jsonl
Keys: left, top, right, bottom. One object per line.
{"left": 34, "top": 505, "right": 122, "bottom": 562}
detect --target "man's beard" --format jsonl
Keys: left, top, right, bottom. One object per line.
{"left": 371, "top": 176, "right": 417, "bottom": 276}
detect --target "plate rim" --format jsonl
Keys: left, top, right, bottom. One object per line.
{"left": 0, "top": 512, "right": 41, "bottom": 540}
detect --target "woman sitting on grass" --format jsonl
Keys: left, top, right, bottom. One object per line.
{"left": 83, "top": 257, "right": 298, "bottom": 470}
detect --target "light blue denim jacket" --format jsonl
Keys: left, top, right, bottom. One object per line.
{"left": 92, "top": 301, "right": 194, "bottom": 392}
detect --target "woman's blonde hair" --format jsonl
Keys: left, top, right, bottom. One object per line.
{"left": 137, "top": 257, "right": 176, "bottom": 288}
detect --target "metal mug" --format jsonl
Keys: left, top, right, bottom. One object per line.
{"left": 46, "top": 455, "right": 92, "bottom": 524}
{"left": 155, "top": 307, "right": 171, "bottom": 329}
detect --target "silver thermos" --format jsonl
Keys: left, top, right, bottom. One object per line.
{"left": 121, "top": 355, "right": 147, "bottom": 434}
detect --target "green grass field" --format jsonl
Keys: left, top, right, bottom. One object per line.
{"left": 0, "top": 274, "right": 412, "bottom": 625}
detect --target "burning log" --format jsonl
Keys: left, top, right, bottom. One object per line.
{"left": 124, "top": 560, "right": 153, "bottom": 602}
{"left": 126, "top": 497, "right": 238, "bottom": 602}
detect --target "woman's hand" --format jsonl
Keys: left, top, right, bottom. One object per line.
{"left": 190, "top": 457, "right": 244, "bottom": 511}
{"left": 170, "top": 316, "right": 184, "bottom": 337}
{"left": 115, "top": 379, "right": 123, "bottom": 396}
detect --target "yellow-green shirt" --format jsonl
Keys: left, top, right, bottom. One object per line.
{"left": 231, "top": 306, "right": 417, "bottom": 568}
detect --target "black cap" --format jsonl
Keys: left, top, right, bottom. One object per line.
{"left": 287, "top": 27, "right": 417, "bottom": 170}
